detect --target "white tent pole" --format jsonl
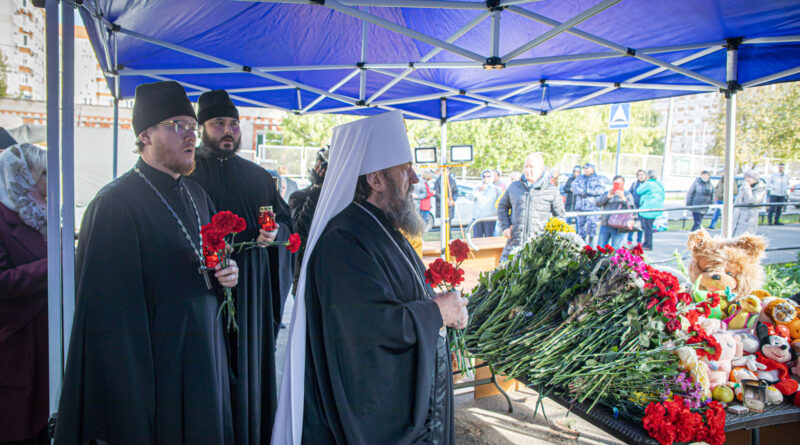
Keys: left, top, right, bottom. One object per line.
{"left": 323, "top": 0, "right": 486, "bottom": 63}
{"left": 490, "top": 9, "right": 501, "bottom": 59}
{"left": 295, "top": 88, "right": 303, "bottom": 111}
{"left": 111, "top": 24, "right": 361, "bottom": 106}
{"left": 246, "top": 0, "right": 488, "bottom": 8}
{"left": 722, "top": 41, "right": 739, "bottom": 238}
{"left": 502, "top": 0, "right": 622, "bottom": 62}
{"left": 743, "top": 35, "right": 800, "bottom": 45}
{"left": 360, "top": 18, "right": 368, "bottom": 101}
{"left": 452, "top": 81, "right": 540, "bottom": 120}
{"left": 144, "top": 74, "right": 293, "bottom": 112}
{"left": 302, "top": 69, "right": 361, "bottom": 113}
{"left": 112, "top": 31, "right": 120, "bottom": 179}
{"left": 372, "top": 91, "right": 459, "bottom": 106}
{"left": 506, "top": 6, "right": 727, "bottom": 89}
{"left": 45, "top": 0, "right": 63, "bottom": 420}
{"left": 366, "top": 11, "right": 489, "bottom": 104}
{"left": 741, "top": 65, "right": 800, "bottom": 88}
{"left": 186, "top": 85, "right": 295, "bottom": 96}
{"left": 506, "top": 51, "right": 624, "bottom": 67}
{"left": 62, "top": 0, "right": 77, "bottom": 364}
{"left": 439, "top": 98, "right": 447, "bottom": 257}
{"left": 369, "top": 67, "right": 542, "bottom": 114}
{"left": 553, "top": 46, "right": 722, "bottom": 111}
{"left": 119, "top": 67, "right": 240, "bottom": 76}
{"left": 376, "top": 105, "right": 439, "bottom": 121}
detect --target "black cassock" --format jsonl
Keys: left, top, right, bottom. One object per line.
{"left": 302, "top": 201, "right": 454, "bottom": 444}
{"left": 190, "top": 146, "right": 293, "bottom": 444}
{"left": 54, "top": 159, "right": 233, "bottom": 445}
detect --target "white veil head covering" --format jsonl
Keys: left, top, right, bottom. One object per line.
{"left": 0, "top": 143, "right": 47, "bottom": 234}
{"left": 272, "top": 110, "right": 412, "bottom": 444}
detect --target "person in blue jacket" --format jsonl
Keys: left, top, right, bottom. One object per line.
{"left": 635, "top": 170, "right": 665, "bottom": 250}
{"left": 570, "top": 162, "right": 607, "bottom": 245}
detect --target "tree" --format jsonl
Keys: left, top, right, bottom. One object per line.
{"left": 271, "top": 100, "right": 666, "bottom": 176}
{"left": 710, "top": 82, "right": 800, "bottom": 169}
{"left": 0, "top": 50, "right": 8, "bottom": 97}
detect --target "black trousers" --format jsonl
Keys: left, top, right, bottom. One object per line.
{"left": 690, "top": 212, "right": 705, "bottom": 231}
{"left": 641, "top": 217, "right": 654, "bottom": 249}
{"left": 767, "top": 195, "right": 787, "bottom": 224}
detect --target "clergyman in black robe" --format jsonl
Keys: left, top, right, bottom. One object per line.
{"left": 189, "top": 89, "right": 293, "bottom": 444}
{"left": 54, "top": 81, "right": 238, "bottom": 445}
{"left": 302, "top": 160, "right": 469, "bottom": 444}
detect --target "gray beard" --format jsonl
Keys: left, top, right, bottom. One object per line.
{"left": 201, "top": 132, "right": 240, "bottom": 158}
{"left": 384, "top": 176, "right": 425, "bottom": 237}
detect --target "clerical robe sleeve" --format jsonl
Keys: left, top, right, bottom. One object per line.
{"left": 54, "top": 193, "right": 155, "bottom": 445}
{"left": 306, "top": 228, "right": 443, "bottom": 443}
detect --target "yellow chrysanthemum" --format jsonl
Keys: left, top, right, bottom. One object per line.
{"left": 544, "top": 217, "right": 575, "bottom": 234}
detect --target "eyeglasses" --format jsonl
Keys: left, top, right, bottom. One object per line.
{"left": 482, "top": 174, "right": 492, "bottom": 178}
{"left": 156, "top": 120, "right": 200, "bottom": 136}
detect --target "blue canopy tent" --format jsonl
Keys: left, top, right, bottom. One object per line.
{"left": 44, "top": 0, "right": 800, "bottom": 427}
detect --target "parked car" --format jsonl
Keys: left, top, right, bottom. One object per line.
{"left": 789, "top": 183, "right": 800, "bottom": 208}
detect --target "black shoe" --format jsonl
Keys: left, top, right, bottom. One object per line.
{"left": 776, "top": 222, "right": 785, "bottom": 226}
{"left": 280, "top": 323, "right": 287, "bottom": 329}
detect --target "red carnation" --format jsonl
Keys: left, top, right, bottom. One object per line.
{"left": 447, "top": 267, "right": 465, "bottom": 288}
{"left": 449, "top": 239, "right": 470, "bottom": 263}
{"left": 708, "top": 292, "right": 721, "bottom": 308}
{"left": 286, "top": 233, "right": 302, "bottom": 253}
{"left": 425, "top": 258, "right": 454, "bottom": 288}
{"left": 212, "top": 210, "right": 238, "bottom": 235}
{"left": 631, "top": 243, "right": 644, "bottom": 256}
{"left": 201, "top": 223, "right": 226, "bottom": 253}
{"left": 583, "top": 245, "right": 596, "bottom": 259}
{"left": 233, "top": 216, "right": 247, "bottom": 233}
{"left": 665, "top": 318, "right": 681, "bottom": 333}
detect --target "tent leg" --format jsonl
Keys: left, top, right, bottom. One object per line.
{"left": 45, "top": 0, "right": 63, "bottom": 430}
{"left": 113, "top": 95, "right": 119, "bottom": 179}
{"left": 61, "top": 0, "right": 76, "bottom": 370}
{"left": 722, "top": 41, "right": 738, "bottom": 238}
{"left": 440, "top": 122, "right": 448, "bottom": 258}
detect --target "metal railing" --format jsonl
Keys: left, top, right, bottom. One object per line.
{"left": 463, "top": 201, "right": 800, "bottom": 251}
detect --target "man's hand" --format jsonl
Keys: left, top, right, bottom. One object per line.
{"left": 503, "top": 227, "right": 512, "bottom": 239}
{"left": 432, "top": 290, "right": 469, "bottom": 330}
{"left": 215, "top": 259, "right": 239, "bottom": 288}
{"left": 614, "top": 190, "right": 625, "bottom": 199}
{"left": 257, "top": 227, "right": 279, "bottom": 245}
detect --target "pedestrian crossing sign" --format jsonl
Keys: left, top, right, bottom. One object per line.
{"left": 609, "top": 103, "right": 630, "bottom": 129}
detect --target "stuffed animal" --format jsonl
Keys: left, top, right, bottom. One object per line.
{"left": 759, "top": 297, "right": 800, "bottom": 340}
{"left": 755, "top": 323, "right": 800, "bottom": 405}
{"left": 687, "top": 229, "right": 767, "bottom": 314}
{"left": 675, "top": 346, "right": 711, "bottom": 399}
{"left": 725, "top": 295, "right": 762, "bottom": 330}
{"left": 705, "top": 332, "right": 741, "bottom": 389}
{"left": 728, "top": 366, "right": 758, "bottom": 402}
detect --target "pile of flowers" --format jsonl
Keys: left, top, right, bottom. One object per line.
{"left": 463, "top": 218, "right": 726, "bottom": 445}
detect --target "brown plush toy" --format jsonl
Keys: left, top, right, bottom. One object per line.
{"left": 687, "top": 229, "right": 768, "bottom": 312}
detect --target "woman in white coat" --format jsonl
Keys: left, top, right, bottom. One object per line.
{"left": 732, "top": 170, "right": 767, "bottom": 236}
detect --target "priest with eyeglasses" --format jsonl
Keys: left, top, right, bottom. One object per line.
{"left": 55, "top": 81, "right": 238, "bottom": 445}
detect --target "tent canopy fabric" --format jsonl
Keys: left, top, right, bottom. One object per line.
{"left": 77, "top": 0, "right": 800, "bottom": 121}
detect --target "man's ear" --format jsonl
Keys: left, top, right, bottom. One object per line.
{"left": 138, "top": 129, "right": 152, "bottom": 146}
{"left": 365, "top": 171, "right": 385, "bottom": 193}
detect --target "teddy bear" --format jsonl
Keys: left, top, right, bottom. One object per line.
{"left": 687, "top": 229, "right": 767, "bottom": 316}
{"left": 704, "top": 332, "right": 741, "bottom": 389}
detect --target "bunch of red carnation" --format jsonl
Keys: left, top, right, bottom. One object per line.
{"left": 643, "top": 396, "right": 725, "bottom": 445}
{"left": 202, "top": 211, "right": 247, "bottom": 268}
{"left": 686, "top": 322, "right": 721, "bottom": 360}
{"left": 425, "top": 239, "right": 470, "bottom": 290}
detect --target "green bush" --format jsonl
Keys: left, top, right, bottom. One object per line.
{"left": 764, "top": 255, "right": 800, "bottom": 298}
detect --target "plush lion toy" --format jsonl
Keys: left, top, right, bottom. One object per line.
{"left": 687, "top": 229, "right": 767, "bottom": 302}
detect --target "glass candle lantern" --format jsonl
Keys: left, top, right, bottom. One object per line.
{"left": 741, "top": 379, "right": 767, "bottom": 412}
{"left": 259, "top": 206, "right": 277, "bottom": 232}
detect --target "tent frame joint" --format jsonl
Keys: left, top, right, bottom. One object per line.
{"left": 625, "top": 47, "right": 636, "bottom": 56}
{"left": 484, "top": 56, "right": 505, "bottom": 69}
{"left": 486, "top": 0, "right": 503, "bottom": 11}
{"left": 540, "top": 110, "right": 548, "bottom": 116}
{"left": 356, "top": 62, "right": 366, "bottom": 69}
{"left": 613, "top": 82, "right": 621, "bottom": 88}
{"left": 726, "top": 37, "right": 744, "bottom": 50}
{"left": 727, "top": 80, "right": 742, "bottom": 92}
{"left": 310, "top": 0, "right": 325, "bottom": 5}
{"left": 356, "top": 99, "right": 366, "bottom": 106}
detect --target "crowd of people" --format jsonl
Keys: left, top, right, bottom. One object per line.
{"left": 411, "top": 155, "right": 791, "bottom": 257}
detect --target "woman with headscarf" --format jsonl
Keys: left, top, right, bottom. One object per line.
{"left": 732, "top": 170, "right": 767, "bottom": 237}
{"left": 0, "top": 143, "right": 48, "bottom": 445}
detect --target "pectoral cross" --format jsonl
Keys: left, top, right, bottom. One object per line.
{"left": 199, "top": 266, "right": 212, "bottom": 289}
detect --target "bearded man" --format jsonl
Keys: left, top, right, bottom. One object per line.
{"left": 189, "top": 89, "right": 293, "bottom": 444}
{"left": 55, "top": 81, "right": 238, "bottom": 445}
{"left": 273, "top": 110, "right": 468, "bottom": 445}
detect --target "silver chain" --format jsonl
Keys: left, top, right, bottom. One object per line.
{"left": 134, "top": 167, "right": 205, "bottom": 266}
